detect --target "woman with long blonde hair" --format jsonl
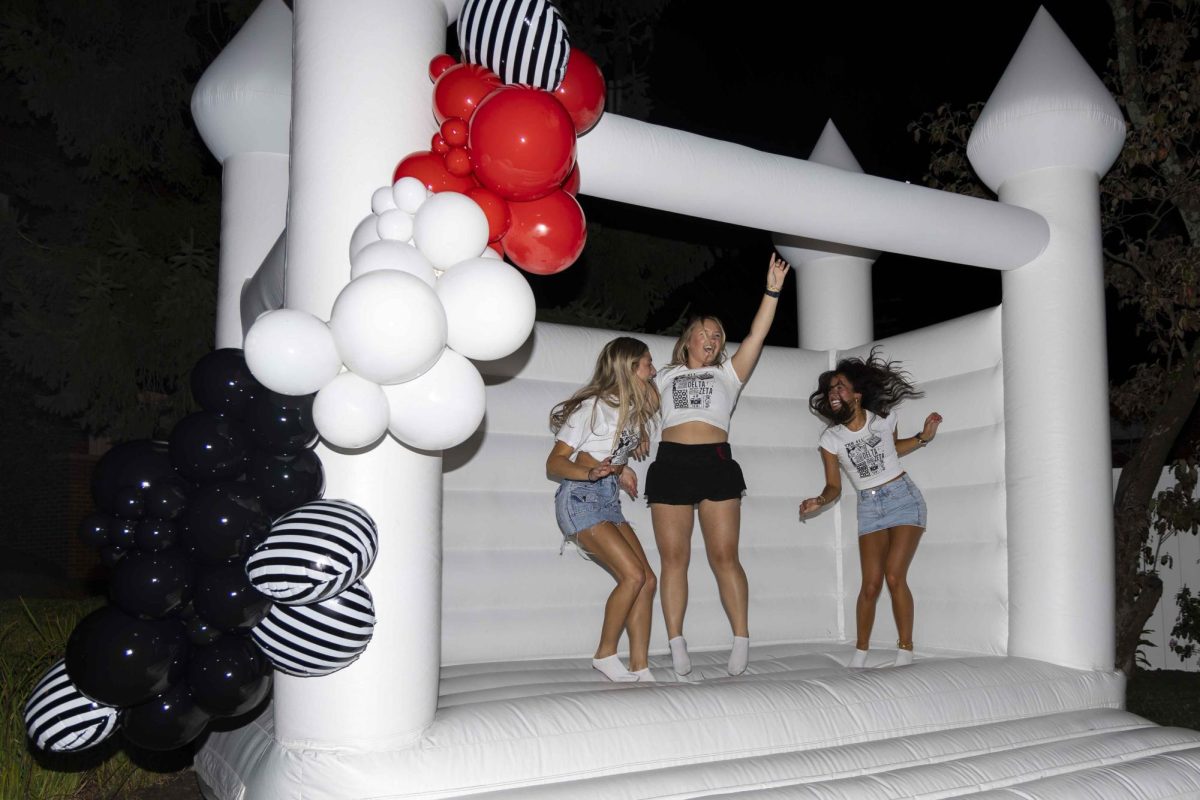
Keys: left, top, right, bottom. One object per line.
{"left": 548, "top": 336, "right": 660, "bottom": 681}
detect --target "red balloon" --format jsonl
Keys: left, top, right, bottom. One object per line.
{"left": 431, "top": 133, "right": 450, "bottom": 154}
{"left": 487, "top": 242, "right": 504, "bottom": 257}
{"left": 433, "top": 63, "right": 502, "bottom": 125}
{"left": 465, "top": 186, "right": 511, "bottom": 242}
{"left": 561, "top": 163, "right": 580, "bottom": 196}
{"left": 440, "top": 118, "right": 469, "bottom": 147}
{"left": 553, "top": 49, "right": 606, "bottom": 134}
{"left": 469, "top": 88, "right": 577, "bottom": 202}
{"left": 501, "top": 190, "right": 586, "bottom": 275}
{"left": 429, "top": 54, "right": 457, "bottom": 82}
{"left": 444, "top": 147, "right": 473, "bottom": 177}
{"left": 392, "top": 150, "right": 476, "bottom": 194}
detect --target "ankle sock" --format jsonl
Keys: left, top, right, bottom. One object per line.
{"left": 892, "top": 648, "right": 914, "bottom": 667}
{"left": 728, "top": 636, "right": 750, "bottom": 676}
{"left": 849, "top": 648, "right": 869, "bottom": 668}
{"left": 592, "top": 654, "right": 638, "bottom": 682}
{"left": 633, "top": 668, "right": 656, "bottom": 682}
{"left": 668, "top": 636, "right": 691, "bottom": 676}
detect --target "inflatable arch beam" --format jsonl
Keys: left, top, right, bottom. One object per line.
{"left": 192, "top": 0, "right": 1123, "bottom": 759}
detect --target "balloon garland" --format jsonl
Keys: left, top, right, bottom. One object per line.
{"left": 23, "top": 349, "right": 380, "bottom": 754}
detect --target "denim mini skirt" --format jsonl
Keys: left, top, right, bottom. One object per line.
{"left": 856, "top": 472, "right": 927, "bottom": 536}
{"left": 555, "top": 474, "right": 626, "bottom": 537}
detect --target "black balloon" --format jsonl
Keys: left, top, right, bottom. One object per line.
{"left": 187, "top": 637, "right": 272, "bottom": 718}
{"left": 183, "top": 483, "right": 270, "bottom": 564}
{"left": 113, "top": 486, "right": 146, "bottom": 519}
{"left": 248, "top": 450, "right": 325, "bottom": 515}
{"left": 144, "top": 478, "right": 191, "bottom": 520}
{"left": 99, "top": 546, "right": 128, "bottom": 568}
{"left": 134, "top": 519, "right": 177, "bottom": 552}
{"left": 184, "top": 614, "right": 223, "bottom": 646}
{"left": 245, "top": 391, "right": 318, "bottom": 455}
{"left": 91, "top": 440, "right": 175, "bottom": 515}
{"left": 77, "top": 512, "right": 113, "bottom": 550}
{"left": 121, "top": 681, "right": 212, "bottom": 751}
{"left": 64, "top": 607, "right": 189, "bottom": 708}
{"left": 108, "top": 519, "right": 138, "bottom": 549}
{"left": 168, "top": 412, "right": 252, "bottom": 483}
{"left": 110, "top": 550, "right": 195, "bottom": 618}
{"left": 191, "top": 348, "right": 262, "bottom": 419}
{"left": 193, "top": 561, "right": 272, "bottom": 631}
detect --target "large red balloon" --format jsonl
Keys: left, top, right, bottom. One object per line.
{"left": 465, "top": 186, "right": 511, "bottom": 242}
{"left": 553, "top": 49, "right": 606, "bottom": 134}
{"left": 392, "top": 150, "right": 476, "bottom": 194}
{"left": 501, "top": 190, "right": 586, "bottom": 275}
{"left": 433, "top": 63, "right": 502, "bottom": 125}
{"left": 469, "top": 88, "right": 576, "bottom": 202}
{"left": 561, "top": 163, "right": 580, "bottom": 196}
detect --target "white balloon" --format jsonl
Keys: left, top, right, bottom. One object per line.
{"left": 349, "top": 214, "right": 382, "bottom": 261}
{"left": 382, "top": 349, "right": 485, "bottom": 451}
{"left": 412, "top": 192, "right": 490, "bottom": 270}
{"left": 392, "top": 177, "right": 427, "bottom": 214}
{"left": 436, "top": 257, "right": 535, "bottom": 361}
{"left": 376, "top": 208, "right": 414, "bottom": 242}
{"left": 329, "top": 271, "right": 447, "bottom": 385}
{"left": 244, "top": 309, "right": 342, "bottom": 396}
{"left": 479, "top": 246, "right": 503, "bottom": 260}
{"left": 371, "top": 186, "right": 397, "bottom": 214}
{"left": 349, "top": 239, "right": 436, "bottom": 286}
{"left": 313, "top": 372, "right": 390, "bottom": 450}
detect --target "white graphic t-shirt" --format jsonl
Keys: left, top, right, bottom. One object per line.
{"left": 655, "top": 362, "right": 743, "bottom": 431}
{"left": 819, "top": 411, "right": 903, "bottom": 490}
{"left": 555, "top": 397, "right": 641, "bottom": 466}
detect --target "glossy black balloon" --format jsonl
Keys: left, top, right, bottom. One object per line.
{"left": 121, "top": 682, "right": 212, "bottom": 751}
{"left": 245, "top": 391, "right": 318, "bottom": 455}
{"left": 77, "top": 512, "right": 113, "bottom": 550}
{"left": 191, "top": 348, "right": 261, "bottom": 419}
{"left": 91, "top": 440, "right": 175, "bottom": 515}
{"left": 168, "top": 412, "right": 251, "bottom": 483}
{"left": 134, "top": 519, "right": 177, "bottom": 552}
{"left": 192, "top": 562, "right": 272, "bottom": 631}
{"left": 64, "top": 607, "right": 189, "bottom": 708}
{"left": 183, "top": 483, "right": 270, "bottom": 564}
{"left": 109, "top": 550, "right": 195, "bottom": 618}
{"left": 113, "top": 486, "right": 145, "bottom": 519}
{"left": 247, "top": 450, "right": 325, "bottom": 515}
{"left": 187, "top": 637, "right": 272, "bottom": 718}
{"left": 99, "top": 545, "right": 128, "bottom": 568}
{"left": 143, "top": 478, "right": 191, "bottom": 520}
{"left": 108, "top": 519, "right": 138, "bottom": 549}
{"left": 184, "top": 614, "right": 223, "bottom": 646}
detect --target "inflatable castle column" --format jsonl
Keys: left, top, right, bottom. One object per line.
{"left": 190, "top": 0, "right": 293, "bottom": 348}
{"left": 274, "top": 0, "right": 451, "bottom": 747}
{"left": 774, "top": 121, "right": 876, "bottom": 351}
{"left": 968, "top": 10, "right": 1126, "bottom": 671}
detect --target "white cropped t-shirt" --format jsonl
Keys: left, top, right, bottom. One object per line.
{"left": 555, "top": 397, "right": 642, "bottom": 465}
{"left": 655, "top": 362, "right": 743, "bottom": 432}
{"left": 819, "top": 411, "right": 903, "bottom": 490}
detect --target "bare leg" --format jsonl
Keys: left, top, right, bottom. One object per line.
{"left": 884, "top": 525, "right": 924, "bottom": 649}
{"left": 614, "top": 522, "right": 657, "bottom": 671}
{"left": 576, "top": 522, "right": 648, "bottom": 660}
{"left": 856, "top": 529, "right": 890, "bottom": 650}
{"left": 697, "top": 498, "right": 749, "bottom": 637}
{"left": 651, "top": 503, "right": 694, "bottom": 639}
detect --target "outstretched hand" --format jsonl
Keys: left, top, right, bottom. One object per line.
{"left": 798, "top": 496, "right": 825, "bottom": 517}
{"left": 767, "top": 252, "right": 791, "bottom": 290}
{"left": 921, "top": 412, "right": 943, "bottom": 442}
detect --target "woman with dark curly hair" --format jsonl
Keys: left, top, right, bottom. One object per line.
{"left": 799, "top": 350, "right": 942, "bottom": 668}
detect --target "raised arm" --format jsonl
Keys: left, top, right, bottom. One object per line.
{"left": 895, "top": 412, "right": 943, "bottom": 457}
{"left": 799, "top": 448, "right": 842, "bottom": 517}
{"left": 546, "top": 440, "right": 615, "bottom": 482}
{"left": 730, "top": 252, "right": 791, "bottom": 382}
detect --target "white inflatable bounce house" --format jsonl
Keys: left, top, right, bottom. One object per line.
{"left": 187, "top": 1, "right": 1200, "bottom": 797}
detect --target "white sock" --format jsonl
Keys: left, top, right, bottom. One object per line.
{"left": 892, "top": 648, "right": 914, "bottom": 667}
{"left": 728, "top": 636, "right": 750, "bottom": 676}
{"left": 849, "top": 649, "right": 869, "bottom": 668}
{"left": 592, "top": 655, "right": 638, "bottom": 682}
{"left": 633, "top": 668, "right": 656, "bottom": 682}
{"left": 668, "top": 636, "right": 691, "bottom": 676}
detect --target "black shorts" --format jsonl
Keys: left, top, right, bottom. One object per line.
{"left": 645, "top": 442, "right": 747, "bottom": 505}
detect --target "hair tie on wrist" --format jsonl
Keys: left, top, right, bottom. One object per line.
{"left": 764, "top": 287, "right": 780, "bottom": 298}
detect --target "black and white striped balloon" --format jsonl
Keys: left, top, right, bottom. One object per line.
{"left": 245, "top": 499, "right": 377, "bottom": 605}
{"left": 250, "top": 581, "right": 376, "bottom": 677}
{"left": 24, "top": 660, "right": 120, "bottom": 753}
{"left": 457, "top": 0, "right": 570, "bottom": 91}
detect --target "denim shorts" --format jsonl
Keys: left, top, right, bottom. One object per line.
{"left": 555, "top": 475, "right": 626, "bottom": 537}
{"left": 856, "top": 473, "right": 927, "bottom": 536}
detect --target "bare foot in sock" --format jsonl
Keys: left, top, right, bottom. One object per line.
{"left": 592, "top": 654, "right": 638, "bottom": 682}
{"left": 892, "top": 648, "right": 914, "bottom": 667}
{"left": 633, "top": 668, "right": 656, "bottom": 682}
{"left": 728, "top": 636, "right": 750, "bottom": 675}
{"left": 848, "top": 649, "right": 869, "bottom": 668}
{"left": 669, "top": 636, "right": 691, "bottom": 676}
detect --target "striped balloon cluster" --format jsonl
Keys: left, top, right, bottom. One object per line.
{"left": 246, "top": 499, "right": 379, "bottom": 676}
{"left": 457, "top": 0, "right": 570, "bottom": 91}
{"left": 24, "top": 660, "right": 119, "bottom": 754}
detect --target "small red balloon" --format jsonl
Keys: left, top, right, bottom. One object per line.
{"left": 393, "top": 150, "right": 476, "bottom": 194}
{"left": 444, "top": 147, "right": 473, "bottom": 177}
{"left": 433, "top": 63, "right": 502, "bottom": 125}
{"left": 465, "top": 186, "right": 511, "bottom": 242}
{"left": 429, "top": 54, "right": 457, "bottom": 82}
{"left": 553, "top": 49, "right": 606, "bottom": 134}
{"left": 431, "top": 133, "right": 450, "bottom": 154}
{"left": 561, "top": 163, "right": 580, "bottom": 196}
{"left": 502, "top": 190, "right": 586, "bottom": 275}
{"left": 469, "top": 87, "right": 577, "bottom": 202}
{"left": 487, "top": 242, "right": 504, "bottom": 257}
{"left": 440, "top": 118, "right": 469, "bottom": 147}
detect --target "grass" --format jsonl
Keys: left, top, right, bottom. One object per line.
{"left": 1127, "top": 668, "right": 1200, "bottom": 729}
